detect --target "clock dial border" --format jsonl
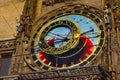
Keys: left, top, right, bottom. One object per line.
{"left": 26, "top": 4, "right": 105, "bottom": 70}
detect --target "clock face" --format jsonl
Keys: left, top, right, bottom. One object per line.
{"left": 29, "top": 6, "right": 105, "bottom": 70}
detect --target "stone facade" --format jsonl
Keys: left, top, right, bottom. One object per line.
{"left": 0, "top": 0, "right": 120, "bottom": 80}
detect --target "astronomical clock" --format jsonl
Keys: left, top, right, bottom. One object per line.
{"left": 25, "top": 4, "right": 106, "bottom": 71}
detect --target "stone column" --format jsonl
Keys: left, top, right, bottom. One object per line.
{"left": 0, "top": 55, "right": 2, "bottom": 68}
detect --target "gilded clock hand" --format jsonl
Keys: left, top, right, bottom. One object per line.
{"left": 89, "top": 35, "right": 99, "bottom": 38}
{"left": 80, "top": 35, "right": 99, "bottom": 39}
{"left": 82, "top": 32, "right": 99, "bottom": 36}
{"left": 81, "top": 29, "right": 94, "bottom": 35}
{"left": 66, "top": 31, "right": 71, "bottom": 37}
{"left": 49, "top": 32, "right": 66, "bottom": 39}
{"left": 54, "top": 38, "right": 70, "bottom": 43}
{"left": 45, "top": 35, "right": 100, "bottom": 43}
{"left": 47, "top": 31, "right": 71, "bottom": 42}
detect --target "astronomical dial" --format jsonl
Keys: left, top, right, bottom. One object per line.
{"left": 39, "top": 20, "right": 80, "bottom": 55}
{"left": 30, "top": 7, "right": 105, "bottom": 70}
